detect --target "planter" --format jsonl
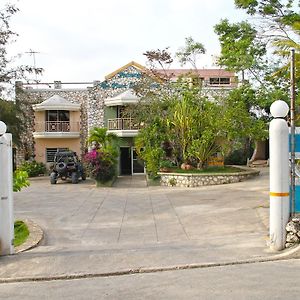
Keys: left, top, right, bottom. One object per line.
{"left": 158, "top": 166, "right": 260, "bottom": 187}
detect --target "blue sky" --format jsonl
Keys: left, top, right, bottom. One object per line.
{"left": 8, "top": 0, "right": 246, "bottom": 83}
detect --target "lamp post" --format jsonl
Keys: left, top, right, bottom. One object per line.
{"left": 0, "top": 120, "right": 14, "bottom": 255}
{"left": 269, "top": 100, "right": 290, "bottom": 251}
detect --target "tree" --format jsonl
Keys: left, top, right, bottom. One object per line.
{"left": 233, "top": 0, "right": 300, "bottom": 83}
{"left": 214, "top": 19, "right": 267, "bottom": 82}
{"left": 0, "top": 99, "right": 23, "bottom": 144}
{"left": 0, "top": 3, "right": 42, "bottom": 144}
{"left": 175, "top": 36, "right": 206, "bottom": 69}
{"left": 0, "top": 3, "right": 42, "bottom": 96}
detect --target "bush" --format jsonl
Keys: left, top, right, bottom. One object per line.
{"left": 13, "top": 170, "right": 30, "bottom": 192}
{"left": 84, "top": 149, "right": 117, "bottom": 183}
{"left": 19, "top": 160, "right": 46, "bottom": 177}
{"left": 224, "top": 149, "right": 248, "bottom": 165}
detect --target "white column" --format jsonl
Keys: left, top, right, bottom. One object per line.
{"left": 269, "top": 100, "right": 290, "bottom": 251}
{"left": 0, "top": 132, "right": 14, "bottom": 255}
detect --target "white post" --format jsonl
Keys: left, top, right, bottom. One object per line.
{"left": 269, "top": 100, "right": 290, "bottom": 251}
{"left": 0, "top": 121, "right": 14, "bottom": 255}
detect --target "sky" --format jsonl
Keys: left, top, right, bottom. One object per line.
{"left": 7, "top": 0, "right": 247, "bottom": 84}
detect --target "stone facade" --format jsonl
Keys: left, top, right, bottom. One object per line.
{"left": 15, "top": 63, "right": 146, "bottom": 166}
{"left": 159, "top": 167, "right": 260, "bottom": 187}
{"left": 15, "top": 62, "right": 237, "bottom": 169}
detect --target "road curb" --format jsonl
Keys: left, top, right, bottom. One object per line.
{"left": 2, "top": 243, "right": 300, "bottom": 284}
{"left": 14, "top": 219, "right": 44, "bottom": 254}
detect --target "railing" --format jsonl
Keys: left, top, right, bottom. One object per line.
{"left": 34, "top": 121, "right": 80, "bottom": 132}
{"left": 107, "top": 118, "right": 140, "bottom": 130}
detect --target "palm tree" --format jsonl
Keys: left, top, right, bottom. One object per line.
{"left": 87, "top": 127, "right": 119, "bottom": 158}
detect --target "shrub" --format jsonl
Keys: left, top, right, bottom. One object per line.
{"left": 84, "top": 149, "right": 117, "bottom": 183}
{"left": 224, "top": 149, "right": 248, "bottom": 165}
{"left": 13, "top": 170, "right": 30, "bottom": 192}
{"left": 19, "top": 160, "right": 46, "bottom": 177}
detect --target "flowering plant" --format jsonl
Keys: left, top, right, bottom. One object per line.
{"left": 84, "top": 149, "right": 116, "bottom": 183}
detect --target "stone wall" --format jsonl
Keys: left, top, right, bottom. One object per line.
{"left": 15, "top": 64, "right": 146, "bottom": 166}
{"left": 159, "top": 167, "right": 260, "bottom": 187}
{"left": 285, "top": 218, "right": 300, "bottom": 248}
{"left": 15, "top": 85, "right": 91, "bottom": 166}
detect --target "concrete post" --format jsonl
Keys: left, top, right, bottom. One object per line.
{"left": 269, "top": 100, "right": 290, "bottom": 251}
{"left": 0, "top": 123, "right": 14, "bottom": 255}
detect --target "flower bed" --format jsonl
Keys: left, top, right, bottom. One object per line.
{"left": 158, "top": 166, "right": 259, "bottom": 187}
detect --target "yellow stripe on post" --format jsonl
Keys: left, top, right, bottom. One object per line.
{"left": 269, "top": 192, "right": 290, "bottom": 197}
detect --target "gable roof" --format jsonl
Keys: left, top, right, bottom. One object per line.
{"left": 105, "top": 89, "right": 140, "bottom": 106}
{"left": 105, "top": 61, "right": 146, "bottom": 80}
{"left": 32, "top": 95, "right": 81, "bottom": 111}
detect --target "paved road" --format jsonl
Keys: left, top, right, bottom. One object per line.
{"left": 0, "top": 259, "right": 300, "bottom": 299}
{"left": 0, "top": 168, "right": 287, "bottom": 283}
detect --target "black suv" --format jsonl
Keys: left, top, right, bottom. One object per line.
{"left": 50, "top": 150, "right": 86, "bottom": 184}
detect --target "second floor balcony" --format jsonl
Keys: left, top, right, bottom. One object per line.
{"left": 33, "top": 121, "right": 80, "bottom": 139}
{"left": 107, "top": 118, "right": 140, "bottom": 137}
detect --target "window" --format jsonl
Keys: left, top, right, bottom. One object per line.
{"left": 46, "top": 148, "right": 68, "bottom": 162}
{"left": 46, "top": 110, "right": 70, "bottom": 122}
{"left": 209, "top": 77, "right": 230, "bottom": 85}
{"left": 220, "top": 77, "right": 230, "bottom": 84}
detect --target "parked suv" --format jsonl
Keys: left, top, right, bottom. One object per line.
{"left": 50, "top": 150, "right": 86, "bottom": 184}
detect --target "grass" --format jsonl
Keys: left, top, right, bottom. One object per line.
{"left": 167, "top": 166, "right": 243, "bottom": 174}
{"left": 14, "top": 220, "right": 29, "bottom": 247}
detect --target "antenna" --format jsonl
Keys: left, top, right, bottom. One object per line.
{"left": 25, "top": 49, "right": 40, "bottom": 82}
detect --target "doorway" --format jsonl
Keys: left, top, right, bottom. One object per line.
{"left": 132, "top": 148, "right": 145, "bottom": 174}
{"left": 120, "top": 147, "right": 132, "bottom": 175}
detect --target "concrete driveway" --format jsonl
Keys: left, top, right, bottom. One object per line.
{"left": 0, "top": 168, "right": 279, "bottom": 280}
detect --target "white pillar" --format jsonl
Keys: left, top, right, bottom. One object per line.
{"left": 269, "top": 100, "right": 290, "bottom": 251}
{"left": 0, "top": 131, "right": 14, "bottom": 255}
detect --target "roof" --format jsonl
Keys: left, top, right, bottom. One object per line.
{"left": 32, "top": 95, "right": 81, "bottom": 111}
{"left": 105, "top": 61, "right": 146, "bottom": 80}
{"left": 159, "top": 69, "right": 236, "bottom": 79}
{"left": 105, "top": 89, "right": 140, "bottom": 106}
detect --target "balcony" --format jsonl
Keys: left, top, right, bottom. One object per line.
{"left": 107, "top": 118, "right": 140, "bottom": 137}
{"left": 33, "top": 121, "right": 80, "bottom": 139}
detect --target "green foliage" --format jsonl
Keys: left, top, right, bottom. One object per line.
{"left": 135, "top": 84, "right": 228, "bottom": 174}
{"left": 225, "top": 149, "right": 250, "bottom": 165}
{"left": 13, "top": 170, "right": 30, "bottom": 192}
{"left": 135, "top": 120, "right": 166, "bottom": 178}
{"left": 168, "top": 177, "right": 177, "bottom": 186}
{"left": 19, "top": 160, "right": 46, "bottom": 177}
{"left": 0, "top": 99, "right": 23, "bottom": 145}
{"left": 84, "top": 150, "right": 117, "bottom": 183}
{"left": 214, "top": 19, "right": 266, "bottom": 80}
{"left": 88, "top": 127, "right": 119, "bottom": 157}
{"left": 14, "top": 220, "right": 29, "bottom": 247}
{"left": 159, "top": 159, "right": 174, "bottom": 169}
{"left": 0, "top": 3, "right": 42, "bottom": 96}
{"left": 175, "top": 36, "right": 206, "bottom": 69}
{"left": 85, "top": 127, "right": 119, "bottom": 183}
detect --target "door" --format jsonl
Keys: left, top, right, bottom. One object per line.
{"left": 120, "top": 147, "right": 132, "bottom": 175}
{"left": 132, "top": 148, "right": 145, "bottom": 174}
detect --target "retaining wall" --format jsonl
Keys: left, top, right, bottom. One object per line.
{"left": 159, "top": 166, "right": 260, "bottom": 187}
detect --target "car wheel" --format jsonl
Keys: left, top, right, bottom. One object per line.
{"left": 71, "top": 172, "right": 79, "bottom": 184}
{"left": 50, "top": 172, "right": 57, "bottom": 184}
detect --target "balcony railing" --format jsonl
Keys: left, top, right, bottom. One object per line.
{"left": 107, "top": 118, "right": 140, "bottom": 131}
{"left": 35, "top": 121, "right": 80, "bottom": 132}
